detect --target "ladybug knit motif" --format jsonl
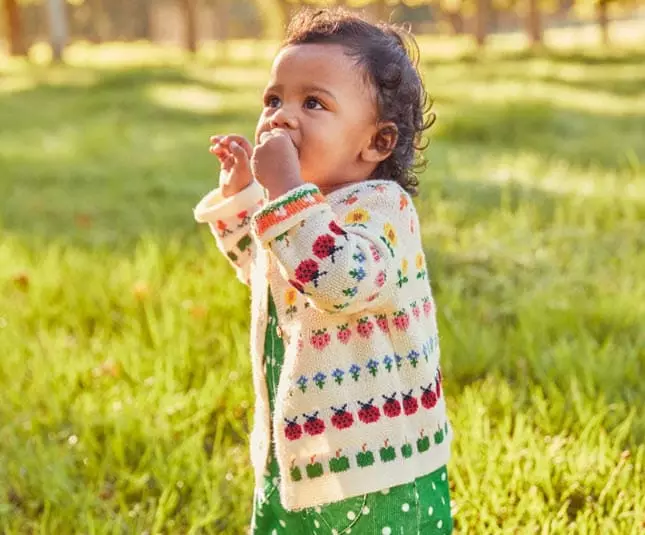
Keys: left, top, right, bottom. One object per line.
{"left": 194, "top": 179, "right": 452, "bottom": 511}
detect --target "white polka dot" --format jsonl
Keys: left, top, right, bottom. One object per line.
{"left": 380, "top": 488, "right": 390, "bottom": 495}
{"left": 314, "top": 520, "right": 320, "bottom": 529}
{"left": 347, "top": 530, "right": 351, "bottom": 534}
{"left": 315, "top": 506, "right": 322, "bottom": 513}
{"left": 402, "top": 503, "right": 410, "bottom": 512}
{"left": 428, "top": 506, "right": 434, "bottom": 516}
{"left": 332, "top": 530, "right": 339, "bottom": 535}
{"left": 437, "top": 520, "right": 443, "bottom": 529}
{"left": 441, "top": 472, "right": 446, "bottom": 481}
{"left": 272, "top": 477, "right": 279, "bottom": 486}
{"left": 382, "top": 528, "right": 392, "bottom": 535}
{"left": 441, "top": 496, "right": 446, "bottom": 505}
{"left": 432, "top": 482, "right": 436, "bottom": 490}
{"left": 347, "top": 511, "right": 356, "bottom": 520}
{"left": 362, "top": 506, "right": 370, "bottom": 515}
{"left": 271, "top": 530, "right": 277, "bottom": 535}
{"left": 279, "top": 519, "right": 286, "bottom": 527}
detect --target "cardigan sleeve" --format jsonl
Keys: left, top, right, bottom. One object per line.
{"left": 194, "top": 181, "right": 266, "bottom": 286}
{"left": 250, "top": 182, "right": 413, "bottom": 314}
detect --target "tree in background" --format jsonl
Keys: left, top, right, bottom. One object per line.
{"left": 3, "top": 0, "right": 27, "bottom": 56}
{"left": 179, "top": 0, "right": 197, "bottom": 53}
{"left": 46, "top": 0, "right": 67, "bottom": 62}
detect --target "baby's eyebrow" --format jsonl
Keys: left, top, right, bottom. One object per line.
{"left": 301, "top": 85, "right": 337, "bottom": 102}
{"left": 264, "top": 83, "right": 337, "bottom": 103}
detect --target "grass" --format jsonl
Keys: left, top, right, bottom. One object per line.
{"left": 1, "top": 32, "right": 645, "bottom": 533}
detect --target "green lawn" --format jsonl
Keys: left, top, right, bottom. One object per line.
{"left": 1, "top": 35, "right": 644, "bottom": 534}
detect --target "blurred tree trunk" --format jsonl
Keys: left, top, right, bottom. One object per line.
{"left": 179, "top": 0, "right": 198, "bottom": 53}
{"left": 596, "top": 0, "right": 609, "bottom": 45}
{"left": 275, "top": 0, "right": 293, "bottom": 31}
{"left": 526, "top": 0, "right": 542, "bottom": 47}
{"left": 46, "top": 0, "right": 68, "bottom": 62}
{"left": 215, "top": 0, "right": 230, "bottom": 59}
{"left": 130, "top": 0, "right": 151, "bottom": 40}
{"left": 3, "top": 0, "right": 27, "bottom": 56}
{"left": 443, "top": 8, "right": 464, "bottom": 35}
{"left": 374, "top": 0, "right": 391, "bottom": 21}
{"left": 475, "top": 0, "right": 490, "bottom": 47}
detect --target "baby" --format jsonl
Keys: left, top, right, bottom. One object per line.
{"left": 195, "top": 8, "right": 452, "bottom": 534}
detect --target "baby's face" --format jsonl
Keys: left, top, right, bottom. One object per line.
{"left": 256, "top": 43, "right": 379, "bottom": 194}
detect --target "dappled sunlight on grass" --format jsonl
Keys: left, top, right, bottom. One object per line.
{"left": 147, "top": 83, "right": 226, "bottom": 114}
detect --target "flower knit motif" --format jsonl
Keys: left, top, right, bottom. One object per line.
{"left": 340, "top": 190, "right": 360, "bottom": 206}
{"left": 285, "top": 287, "right": 298, "bottom": 317}
{"left": 416, "top": 252, "right": 427, "bottom": 279}
{"left": 331, "top": 368, "right": 345, "bottom": 385}
{"left": 400, "top": 193, "right": 409, "bottom": 211}
{"left": 369, "top": 244, "right": 381, "bottom": 262}
{"left": 345, "top": 208, "right": 370, "bottom": 227}
{"left": 313, "top": 372, "right": 327, "bottom": 389}
{"left": 349, "top": 364, "right": 361, "bottom": 381}
{"left": 236, "top": 210, "right": 251, "bottom": 228}
{"left": 297, "top": 375, "right": 308, "bottom": 393}
{"left": 349, "top": 266, "right": 366, "bottom": 282}
{"left": 407, "top": 350, "right": 420, "bottom": 368}
{"left": 383, "top": 355, "right": 394, "bottom": 372}
{"left": 366, "top": 358, "right": 379, "bottom": 377}
{"left": 353, "top": 250, "right": 367, "bottom": 263}
{"left": 343, "top": 286, "right": 358, "bottom": 298}
{"left": 380, "top": 223, "right": 397, "bottom": 256}
{"left": 397, "top": 258, "right": 409, "bottom": 288}
{"left": 422, "top": 296, "right": 432, "bottom": 316}
{"left": 215, "top": 220, "right": 232, "bottom": 237}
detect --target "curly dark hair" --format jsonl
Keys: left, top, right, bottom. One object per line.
{"left": 283, "top": 8, "right": 434, "bottom": 196}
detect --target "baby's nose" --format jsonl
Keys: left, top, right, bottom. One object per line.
{"left": 270, "top": 108, "right": 298, "bottom": 130}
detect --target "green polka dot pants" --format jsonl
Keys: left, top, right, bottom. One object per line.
{"left": 253, "top": 291, "right": 453, "bottom": 534}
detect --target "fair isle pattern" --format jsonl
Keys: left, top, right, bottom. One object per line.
{"left": 194, "top": 182, "right": 266, "bottom": 286}
{"left": 195, "top": 179, "right": 452, "bottom": 510}
{"left": 289, "top": 421, "right": 450, "bottom": 482}
{"left": 283, "top": 371, "right": 444, "bottom": 443}
{"left": 294, "top": 333, "right": 440, "bottom": 393}
{"left": 253, "top": 184, "right": 325, "bottom": 238}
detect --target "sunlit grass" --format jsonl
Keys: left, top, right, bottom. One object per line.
{"left": 1, "top": 31, "right": 644, "bottom": 534}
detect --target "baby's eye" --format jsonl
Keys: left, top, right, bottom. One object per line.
{"left": 265, "top": 95, "right": 281, "bottom": 108}
{"left": 304, "top": 97, "right": 324, "bottom": 110}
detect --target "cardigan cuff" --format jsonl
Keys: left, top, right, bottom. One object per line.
{"left": 194, "top": 181, "right": 265, "bottom": 224}
{"left": 251, "top": 183, "right": 327, "bottom": 244}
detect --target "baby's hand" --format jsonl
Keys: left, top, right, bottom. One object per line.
{"left": 252, "top": 129, "right": 303, "bottom": 200}
{"left": 209, "top": 134, "right": 253, "bottom": 198}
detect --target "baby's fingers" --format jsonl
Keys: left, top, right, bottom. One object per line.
{"left": 209, "top": 143, "right": 229, "bottom": 159}
{"left": 229, "top": 141, "right": 251, "bottom": 173}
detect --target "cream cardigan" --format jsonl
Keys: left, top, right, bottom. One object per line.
{"left": 194, "top": 179, "right": 451, "bottom": 511}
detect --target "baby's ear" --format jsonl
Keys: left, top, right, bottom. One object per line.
{"left": 361, "top": 122, "right": 399, "bottom": 164}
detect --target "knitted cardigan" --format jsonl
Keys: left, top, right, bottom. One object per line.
{"left": 194, "top": 179, "right": 451, "bottom": 511}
